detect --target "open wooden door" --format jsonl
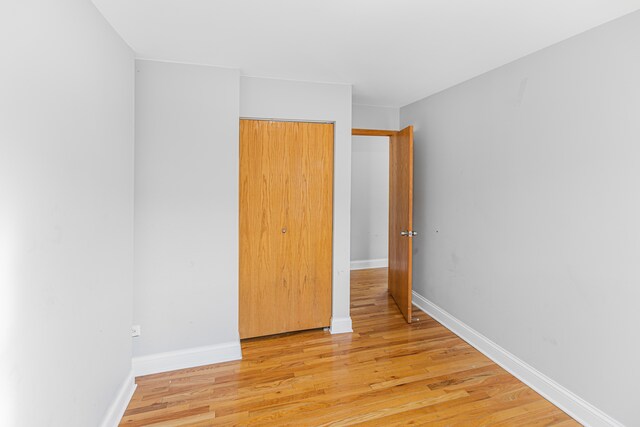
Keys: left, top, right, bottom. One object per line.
{"left": 388, "top": 126, "right": 414, "bottom": 323}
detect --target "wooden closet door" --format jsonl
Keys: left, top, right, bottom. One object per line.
{"left": 239, "top": 120, "right": 333, "bottom": 339}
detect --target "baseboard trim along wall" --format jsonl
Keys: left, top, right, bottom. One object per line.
{"left": 100, "top": 368, "right": 136, "bottom": 427}
{"left": 132, "top": 341, "right": 243, "bottom": 377}
{"left": 330, "top": 316, "right": 353, "bottom": 334}
{"left": 350, "top": 258, "right": 388, "bottom": 270}
{"left": 411, "top": 291, "right": 623, "bottom": 427}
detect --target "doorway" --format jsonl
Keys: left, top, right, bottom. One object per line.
{"left": 350, "top": 127, "right": 415, "bottom": 323}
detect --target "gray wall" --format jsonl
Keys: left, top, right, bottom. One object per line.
{"left": 134, "top": 60, "right": 240, "bottom": 357}
{"left": 401, "top": 11, "right": 640, "bottom": 426}
{"left": 350, "top": 105, "right": 399, "bottom": 264}
{"left": 0, "top": 0, "right": 134, "bottom": 425}
{"left": 133, "top": 70, "right": 354, "bottom": 360}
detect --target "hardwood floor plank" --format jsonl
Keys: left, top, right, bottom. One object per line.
{"left": 119, "top": 268, "right": 578, "bottom": 426}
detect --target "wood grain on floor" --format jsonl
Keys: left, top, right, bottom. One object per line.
{"left": 119, "top": 268, "right": 578, "bottom": 426}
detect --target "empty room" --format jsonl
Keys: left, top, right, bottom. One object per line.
{"left": 3, "top": 1, "right": 640, "bottom": 426}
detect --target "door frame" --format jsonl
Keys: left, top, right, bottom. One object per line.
{"left": 351, "top": 127, "right": 414, "bottom": 323}
{"left": 352, "top": 129, "right": 399, "bottom": 137}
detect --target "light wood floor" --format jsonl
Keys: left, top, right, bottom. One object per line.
{"left": 119, "top": 268, "right": 578, "bottom": 426}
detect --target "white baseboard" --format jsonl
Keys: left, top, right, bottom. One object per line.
{"left": 350, "top": 258, "right": 388, "bottom": 270}
{"left": 412, "top": 291, "right": 623, "bottom": 427}
{"left": 100, "top": 368, "right": 136, "bottom": 427}
{"left": 133, "top": 341, "right": 242, "bottom": 377}
{"left": 330, "top": 316, "right": 353, "bottom": 334}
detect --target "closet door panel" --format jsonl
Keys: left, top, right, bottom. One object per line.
{"left": 286, "top": 122, "right": 333, "bottom": 334}
{"left": 239, "top": 120, "right": 287, "bottom": 338}
{"left": 240, "top": 120, "right": 333, "bottom": 339}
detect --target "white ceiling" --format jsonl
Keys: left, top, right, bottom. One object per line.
{"left": 93, "top": 0, "right": 640, "bottom": 107}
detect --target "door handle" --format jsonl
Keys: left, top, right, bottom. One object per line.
{"left": 400, "top": 230, "right": 418, "bottom": 237}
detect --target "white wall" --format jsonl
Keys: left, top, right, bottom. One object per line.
{"left": 133, "top": 71, "right": 353, "bottom": 365}
{"left": 401, "top": 10, "right": 640, "bottom": 426}
{"left": 350, "top": 105, "right": 399, "bottom": 266}
{"left": 353, "top": 104, "right": 399, "bottom": 130}
{"left": 134, "top": 60, "right": 240, "bottom": 359}
{"left": 241, "top": 76, "right": 353, "bottom": 332}
{"left": 0, "top": 1, "right": 134, "bottom": 426}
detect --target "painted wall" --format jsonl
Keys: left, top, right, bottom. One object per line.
{"left": 401, "top": 10, "right": 640, "bottom": 426}
{"left": 0, "top": 1, "right": 134, "bottom": 426}
{"left": 240, "top": 76, "right": 353, "bottom": 332}
{"left": 134, "top": 60, "right": 240, "bottom": 357}
{"left": 350, "top": 105, "right": 399, "bottom": 266}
